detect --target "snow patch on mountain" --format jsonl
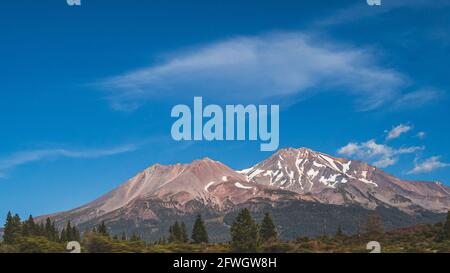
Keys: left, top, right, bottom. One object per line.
{"left": 235, "top": 182, "right": 253, "bottom": 190}
{"left": 204, "top": 181, "right": 215, "bottom": 192}
{"left": 307, "top": 169, "right": 319, "bottom": 179}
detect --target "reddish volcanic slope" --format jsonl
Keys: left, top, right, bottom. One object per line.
{"left": 241, "top": 148, "right": 450, "bottom": 213}
{"left": 42, "top": 148, "right": 449, "bottom": 230}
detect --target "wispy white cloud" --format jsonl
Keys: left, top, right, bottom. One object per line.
{"left": 0, "top": 144, "right": 138, "bottom": 178}
{"left": 338, "top": 139, "right": 423, "bottom": 168}
{"left": 386, "top": 124, "right": 412, "bottom": 140}
{"left": 408, "top": 156, "right": 450, "bottom": 174}
{"left": 392, "top": 89, "right": 444, "bottom": 110}
{"left": 315, "top": 0, "right": 449, "bottom": 27}
{"left": 99, "top": 32, "right": 406, "bottom": 111}
{"left": 373, "top": 157, "right": 397, "bottom": 169}
{"left": 417, "top": 131, "right": 426, "bottom": 139}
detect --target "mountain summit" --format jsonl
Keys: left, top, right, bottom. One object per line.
{"left": 40, "top": 147, "right": 450, "bottom": 241}
{"left": 43, "top": 157, "right": 295, "bottom": 227}
{"left": 241, "top": 147, "right": 450, "bottom": 213}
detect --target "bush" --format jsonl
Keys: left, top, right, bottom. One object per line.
{"left": 260, "top": 242, "right": 293, "bottom": 253}
{"left": 0, "top": 243, "right": 19, "bottom": 253}
{"left": 83, "top": 232, "right": 114, "bottom": 253}
{"left": 13, "top": 236, "right": 65, "bottom": 253}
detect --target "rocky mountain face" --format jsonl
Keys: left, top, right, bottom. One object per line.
{"left": 241, "top": 148, "right": 450, "bottom": 214}
{"left": 42, "top": 158, "right": 300, "bottom": 229}
{"left": 40, "top": 148, "right": 450, "bottom": 242}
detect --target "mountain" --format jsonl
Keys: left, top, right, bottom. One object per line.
{"left": 39, "top": 148, "right": 450, "bottom": 241}
{"left": 41, "top": 158, "right": 301, "bottom": 240}
{"left": 241, "top": 148, "right": 450, "bottom": 214}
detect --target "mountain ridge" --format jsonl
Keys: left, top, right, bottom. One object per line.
{"left": 241, "top": 147, "right": 450, "bottom": 213}
{"left": 37, "top": 147, "right": 450, "bottom": 241}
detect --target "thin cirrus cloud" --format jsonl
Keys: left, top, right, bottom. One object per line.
{"left": 99, "top": 32, "right": 415, "bottom": 112}
{"left": 391, "top": 89, "right": 444, "bottom": 110}
{"left": 338, "top": 139, "right": 424, "bottom": 168}
{"left": 386, "top": 124, "right": 412, "bottom": 140}
{"left": 408, "top": 156, "right": 450, "bottom": 174}
{"left": 0, "top": 144, "right": 138, "bottom": 178}
{"left": 315, "top": 0, "right": 449, "bottom": 27}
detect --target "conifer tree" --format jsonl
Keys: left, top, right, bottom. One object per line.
{"left": 22, "top": 215, "right": 37, "bottom": 237}
{"left": 171, "top": 221, "right": 182, "bottom": 243}
{"left": 3, "top": 211, "right": 21, "bottom": 244}
{"left": 97, "top": 221, "right": 109, "bottom": 236}
{"left": 41, "top": 218, "right": 59, "bottom": 242}
{"left": 130, "top": 233, "right": 140, "bottom": 241}
{"left": 192, "top": 214, "right": 209, "bottom": 244}
{"left": 158, "top": 237, "right": 167, "bottom": 245}
{"left": 72, "top": 226, "right": 80, "bottom": 242}
{"left": 168, "top": 225, "right": 175, "bottom": 243}
{"left": 259, "top": 213, "right": 277, "bottom": 242}
{"left": 168, "top": 221, "right": 188, "bottom": 243}
{"left": 230, "top": 209, "right": 259, "bottom": 252}
{"left": 38, "top": 223, "right": 45, "bottom": 236}
{"left": 65, "top": 221, "right": 73, "bottom": 241}
{"left": 60, "top": 228, "right": 67, "bottom": 242}
{"left": 335, "top": 225, "right": 345, "bottom": 239}
{"left": 51, "top": 221, "right": 58, "bottom": 241}
{"left": 180, "top": 222, "right": 189, "bottom": 243}
{"left": 440, "top": 211, "right": 450, "bottom": 241}
{"left": 45, "top": 218, "right": 53, "bottom": 240}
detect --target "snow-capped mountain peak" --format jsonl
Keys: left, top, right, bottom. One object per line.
{"left": 41, "top": 147, "right": 450, "bottom": 238}
{"left": 241, "top": 147, "right": 377, "bottom": 194}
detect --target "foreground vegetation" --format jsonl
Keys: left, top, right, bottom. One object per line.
{"left": 1, "top": 209, "right": 450, "bottom": 253}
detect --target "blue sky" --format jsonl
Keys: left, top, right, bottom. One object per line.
{"left": 1, "top": 0, "right": 450, "bottom": 223}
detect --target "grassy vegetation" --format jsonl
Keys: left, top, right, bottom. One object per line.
{"left": 2, "top": 210, "right": 450, "bottom": 253}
